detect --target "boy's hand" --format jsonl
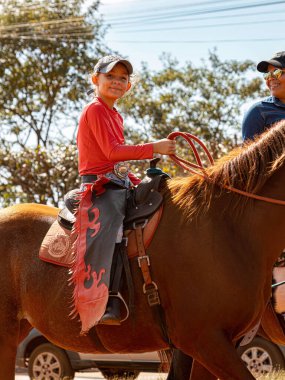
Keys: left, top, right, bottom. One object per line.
{"left": 153, "top": 138, "right": 176, "bottom": 155}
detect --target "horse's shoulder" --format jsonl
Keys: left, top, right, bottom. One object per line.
{"left": 0, "top": 203, "right": 58, "bottom": 222}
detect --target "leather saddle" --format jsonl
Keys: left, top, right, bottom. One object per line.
{"left": 58, "top": 174, "right": 168, "bottom": 231}
{"left": 124, "top": 174, "right": 168, "bottom": 229}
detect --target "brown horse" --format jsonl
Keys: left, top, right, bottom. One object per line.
{"left": 3, "top": 120, "right": 285, "bottom": 380}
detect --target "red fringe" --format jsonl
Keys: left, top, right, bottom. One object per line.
{"left": 69, "top": 183, "right": 109, "bottom": 335}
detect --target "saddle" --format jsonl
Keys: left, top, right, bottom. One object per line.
{"left": 58, "top": 174, "right": 167, "bottom": 231}
{"left": 40, "top": 174, "right": 168, "bottom": 266}
{"left": 124, "top": 174, "right": 167, "bottom": 228}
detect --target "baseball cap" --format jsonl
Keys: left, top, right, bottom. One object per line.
{"left": 94, "top": 55, "right": 133, "bottom": 75}
{"left": 257, "top": 51, "right": 285, "bottom": 73}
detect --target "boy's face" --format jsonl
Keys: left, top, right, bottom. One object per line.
{"left": 92, "top": 63, "right": 131, "bottom": 104}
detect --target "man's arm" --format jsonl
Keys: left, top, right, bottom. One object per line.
{"left": 242, "top": 104, "right": 265, "bottom": 141}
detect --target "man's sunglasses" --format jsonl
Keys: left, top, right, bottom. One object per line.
{"left": 264, "top": 69, "right": 285, "bottom": 80}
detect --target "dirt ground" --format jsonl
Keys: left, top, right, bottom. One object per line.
{"left": 15, "top": 368, "right": 167, "bottom": 380}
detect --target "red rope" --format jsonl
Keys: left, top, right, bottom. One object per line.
{"left": 167, "top": 132, "right": 214, "bottom": 176}
{"left": 167, "top": 131, "right": 285, "bottom": 207}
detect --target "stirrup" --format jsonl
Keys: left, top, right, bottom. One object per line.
{"left": 98, "top": 293, "right": 129, "bottom": 325}
{"left": 110, "top": 292, "right": 129, "bottom": 323}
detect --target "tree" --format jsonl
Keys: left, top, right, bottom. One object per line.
{"left": 121, "top": 51, "right": 268, "bottom": 161}
{"left": 0, "top": 144, "right": 79, "bottom": 207}
{"left": 0, "top": 0, "right": 107, "bottom": 148}
{"left": 0, "top": 47, "right": 269, "bottom": 205}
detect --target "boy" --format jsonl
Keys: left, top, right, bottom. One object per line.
{"left": 74, "top": 55, "right": 175, "bottom": 331}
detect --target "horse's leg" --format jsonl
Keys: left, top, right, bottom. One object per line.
{"left": 190, "top": 360, "right": 217, "bottom": 380}
{"left": 18, "top": 319, "right": 32, "bottom": 343}
{"left": 188, "top": 331, "right": 255, "bottom": 380}
{"left": 167, "top": 349, "right": 193, "bottom": 380}
{"left": 0, "top": 313, "right": 20, "bottom": 380}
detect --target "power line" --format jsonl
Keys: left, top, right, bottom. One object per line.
{"left": 0, "top": 1, "right": 98, "bottom": 42}
{"left": 104, "top": 1, "right": 285, "bottom": 25}
{"left": 0, "top": 36, "right": 94, "bottom": 42}
{"left": 109, "top": 37, "right": 285, "bottom": 44}
{"left": 105, "top": 0, "right": 241, "bottom": 18}
{"left": 0, "top": 14, "right": 94, "bottom": 40}
{"left": 0, "top": 34, "right": 92, "bottom": 39}
{"left": 0, "top": 17, "right": 85, "bottom": 31}
{"left": 102, "top": 0, "right": 206, "bottom": 4}
{"left": 110, "top": 9, "right": 283, "bottom": 30}
{"left": 112, "top": 18, "right": 285, "bottom": 33}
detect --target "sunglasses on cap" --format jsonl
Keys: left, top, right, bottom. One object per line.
{"left": 263, "top": 68, "right": 285, "bottom": 80}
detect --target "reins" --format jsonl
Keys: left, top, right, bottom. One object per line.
{"left": 168, "top": 131, "right": 285, "bottom": 206}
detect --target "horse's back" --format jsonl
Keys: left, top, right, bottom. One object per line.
{"left": 0, "top": 203, "right": 58, "bottom": 305}
{"left": 0, "top": 204, "right": 57, "bottom": 260}
{"left": 0, "top": 203, "right": 58, "bottom": 222}
{"left": 0, "top": 203, "right": 58, "bottom": 283}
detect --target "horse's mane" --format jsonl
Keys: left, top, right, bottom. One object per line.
{"left": 167, "top": 120, "right": 285, "bottom": 219}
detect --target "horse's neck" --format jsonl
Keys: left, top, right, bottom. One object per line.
{"left": 243, "top": 165, "right": 285, "bottom": 265}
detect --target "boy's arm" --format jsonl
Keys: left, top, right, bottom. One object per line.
{"left": 88, "top": 105, "right": 154, "bottom": 160}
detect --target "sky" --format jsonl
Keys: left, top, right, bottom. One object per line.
{"left": 99, "top": 0, "right": 285, "bottom": 73}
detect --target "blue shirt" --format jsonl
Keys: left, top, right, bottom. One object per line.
{"left": 242, "top": 96, "right": 285, "bottom": 141}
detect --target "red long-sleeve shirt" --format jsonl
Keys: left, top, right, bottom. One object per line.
{"left": 77, "top": 97, "right": 154, "bottom": 184}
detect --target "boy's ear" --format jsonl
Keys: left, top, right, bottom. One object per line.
{"left": 126, "top": 82, "right": 132, "bottom": 92}
{"left": 91, "top": 74, "right": 98, "bottom": 85}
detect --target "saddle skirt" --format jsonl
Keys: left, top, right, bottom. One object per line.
{"left": 39, "top": 206, "right": 163, "bottom": 267}
{"left": 39, "top": 220, "right": 76, "bottom": 267}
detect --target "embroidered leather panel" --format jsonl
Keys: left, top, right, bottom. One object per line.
{"left": 39, "top": 206, "right": 163, "bottom": 267}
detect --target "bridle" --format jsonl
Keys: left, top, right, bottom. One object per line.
{"left": 168, "top": 131, "right": 285, "bottom": 206}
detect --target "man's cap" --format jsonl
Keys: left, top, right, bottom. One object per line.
{"left": 94, "top": 55, "right": 133, "bottom": 75}
{"left": 257, "top": 51, "right": 285, "bottom": 73}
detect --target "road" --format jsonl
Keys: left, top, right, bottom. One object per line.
{"left": 15, "top": 368, "right": 167, "bottom": 379}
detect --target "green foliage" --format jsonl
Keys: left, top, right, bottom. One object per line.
{"left": 121, "top": 51, "right": 267, "bottom": 161}
{"left": 0, "top": 0, "right": 107, "bottom": 147}
{"left": 0, "top": 144, "right": 79, "bottom": 207}
{"left": 0, "top": 20, "right": 269, "bottom": 205}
